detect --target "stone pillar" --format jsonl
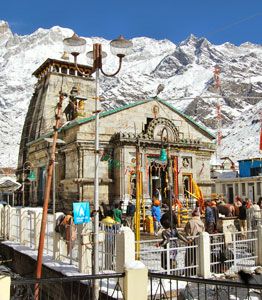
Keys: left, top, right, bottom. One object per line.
{"left": 198, "top": 232, "right": 211, "bottom": 278}
{"left": 0, "top": 275, "right": 10, "bottom": 300}
{"left": 115, "top": 227, "right": 135, "bottom": 273}
{"left": 124, "top": 261, "right": 148, "bottom": 300}
{"left": 256, "top": 225, "right": 262, "bottom": 265}
{"left": 78, "top": 224, "right": 92, "bottom": 274}
{"left": 19, "top": 208, "right": 27, "bottom": 245}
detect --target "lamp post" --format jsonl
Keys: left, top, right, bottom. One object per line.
{"left": 63, "top": 33, "right": 133, "bottom": 300}
{"left": 160, "top": 127, "right": 173, "bottom": 231}
{"left": 22, "top": 161, "right": 36, "bottom": 207}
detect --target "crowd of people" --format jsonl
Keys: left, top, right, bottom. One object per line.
{"left": 56, "top": 194, "right": 262, "bottom": 264}
{"left": 150, "top": 194, "right": 262, "bottom": 273}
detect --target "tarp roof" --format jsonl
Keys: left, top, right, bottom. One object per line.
{"left": 0, "top": 177, "right": 21, "bottom": 192}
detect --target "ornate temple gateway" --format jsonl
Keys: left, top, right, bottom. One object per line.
{"left": 18, "top": 59, "right": 216, "bottom": 210}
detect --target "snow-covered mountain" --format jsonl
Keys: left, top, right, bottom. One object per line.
{"left": 0, "top": 20, "right": 261, "bottom": 168}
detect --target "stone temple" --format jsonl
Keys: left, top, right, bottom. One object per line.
{"left": 17, "top": 58, "right": 216, "bottom": 211}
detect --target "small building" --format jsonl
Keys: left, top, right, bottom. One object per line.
{"left": 17, "top": 58, "right": 216, "bottom": 210}
{"left": 215, "top": 158, "right": 262, "bottom": 203}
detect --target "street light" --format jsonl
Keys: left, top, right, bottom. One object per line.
{"left": 159, "top": 127, "right": 173, "bottom": 231}
{"left": 22, "top": 161, "right": 36, "bottom": 207}
{"left": 63, "top": 33, "right": 133, "bottom": 299}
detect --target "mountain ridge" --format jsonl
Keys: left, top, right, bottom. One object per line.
{"left": 0, "top": 21, "right": 261, "bottom": 167}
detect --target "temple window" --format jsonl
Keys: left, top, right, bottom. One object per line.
{"left": 69, "top": 68, "right": 75, "bottom": 76}
{"left": 61, "top": 67, "right": 67, "bottom": 75}
{"left": 52, "top": 65, "right": 59, "bottom": 73}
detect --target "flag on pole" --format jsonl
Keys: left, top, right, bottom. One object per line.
{"left": 191, "top": 179, "right": 205, "bottom": 214}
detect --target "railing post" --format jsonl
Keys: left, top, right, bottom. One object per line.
{"left": 8, "top": 206, "right": 15, "bottom": 241}
{"left": 256, "top": 225, "right": 262, "bottom": 265}
{"left": 198, "top": 232, "right": 211, "bottom": 278}
{"left": 19, "top": 208, "right": 27, "bottom": 245}
{"left": 78, "top": 224, "right": 92, "bottom": 274}
{"left": 33, "top": 211, "right": 42, "bottom": 250}
{"left": 166, "top": 242, "right": 170, "bottom": 275}
{"left": 124, "top": 261, "right": 148, "bottom": 300}
{"left": 0, "top": 275, "right": 10, "bottom": 300}
{"left": 3, "top": 205, "right": 9, "bottom": 239}
{"left": 0, "top": 205, "right": 3, "bottom": 238}
{"left": 115, "top": 227, "right": 135, "bottom": 273}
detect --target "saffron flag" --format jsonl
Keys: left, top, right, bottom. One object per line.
{"left": 191, "top": 179, "right": 205, "bottom": 213}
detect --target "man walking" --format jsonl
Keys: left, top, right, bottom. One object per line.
{"left": 184, "top": 209, "right": 205, "bottom": 275}
{"left": 126, "top": 200, "right": 135, "bottom": 230}
{"left": 205, "top": 200, "right": 215, "bottom": 234}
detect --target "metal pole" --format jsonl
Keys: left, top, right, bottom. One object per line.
{"left": 135, "top": 144, "right": 141, "bottom": 259}
{"left": 92, "top": 68, "right": 100, "bottom": 300}
{"left": 35, "top": 92, "right": 65, "bottom": 300}
{"left": 167, "top": 145, "right": 173, "bottom": 231}
{"left": 22, "top": 169, "right": 25, "bottom": 207}
{"left": 53, "top": 160, "right": 56, "bottom": 215}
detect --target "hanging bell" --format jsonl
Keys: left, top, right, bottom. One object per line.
{"left": 27, "top": 170, "right": 36, "bottom": 181}
{"left": 159, "top": 148, "right": 167, "bottom": 161}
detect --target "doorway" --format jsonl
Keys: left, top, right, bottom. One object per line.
{"left": 228, "top": 185, "right": 234, "bottom": 203}
{"left": 248, "top": 184, "right": 255, "bottom": 202}
{"left": 149, "top": 161, "right": 168, "bottom": 202}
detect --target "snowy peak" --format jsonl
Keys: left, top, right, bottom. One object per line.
{"left": 0, "top": 22, "right": 261, "bottom": 167}
{"left": 0, "top": 21, "right": 13, "bottom": 45}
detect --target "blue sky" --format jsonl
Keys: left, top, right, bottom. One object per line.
{"left": 2, "top": 0, "right": 262, "bottom": 45}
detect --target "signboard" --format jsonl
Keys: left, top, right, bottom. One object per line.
{"left": 73, "top": 202, "right": 90, "bottom": 224}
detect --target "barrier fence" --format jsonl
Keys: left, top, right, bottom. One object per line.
{"left": 148, "top": 272, "right": 262, "bottom": 300}
{"left": 1, "top": 205, "right": 262, "bottom": 277}
{"left": 137, "top": 230, "right": 259, "bottom": 276}
{"left": 10, "top": 273, "right": 125, "bottom": 300}
{"left": 136, "top": 236, "right": 199, "bottom": 276}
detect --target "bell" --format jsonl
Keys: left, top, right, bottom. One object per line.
{"left": 27, "top": 170, "right": 36, "bottom": 181}
{"left": 159, "top": 148, "right": 167, "bottom": 161}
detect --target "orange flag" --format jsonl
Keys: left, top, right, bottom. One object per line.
{"left": 192, "top": 179, "right": 205, "bottom": 213}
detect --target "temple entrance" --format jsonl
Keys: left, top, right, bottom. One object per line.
{"left": 148, "top": 160, "right": 168, "bottom": 202}
{"left": 183, "top": 174, "right": 192, "bottom": 197}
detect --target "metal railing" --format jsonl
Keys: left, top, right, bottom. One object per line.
{"left": 136, "top": 236, "right": 199, "bottom": 276}
{"left": 99, "top": 223, "right": 120, "bottom": 272}
{"left": 210, "top": 230, "right": 257, "bottom": 274}
{"left": 10, "top": 208, "right": 20, "bottom": 242}
{"left": 148, "top": 272, "right": 262, "bottom": 300}
{"left": 24, "top": 210, "right": 35, "bottom": 248}
{"left": 10, "top": 273, "right": 125, "bottom": 300}
{"left": 43, "top": 214, "right": 54, "bottom": 255}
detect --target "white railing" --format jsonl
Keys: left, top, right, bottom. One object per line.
{"left": 137, "top": 229, "right": 259, "bottom": 276}
{"left": 136, "top": 236, "right": 199, "bottom": 276}
{"left": 0, "top": 205, "right": 122, "bottom": 274}
{"left": 210, "top": 230, "right": 257, "bottom": 274}
{"left": 98, "top": 223, "right": 120, "bottom": 272}
{"left": 1, "top": 205, "right": 261, "bottom": 277}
